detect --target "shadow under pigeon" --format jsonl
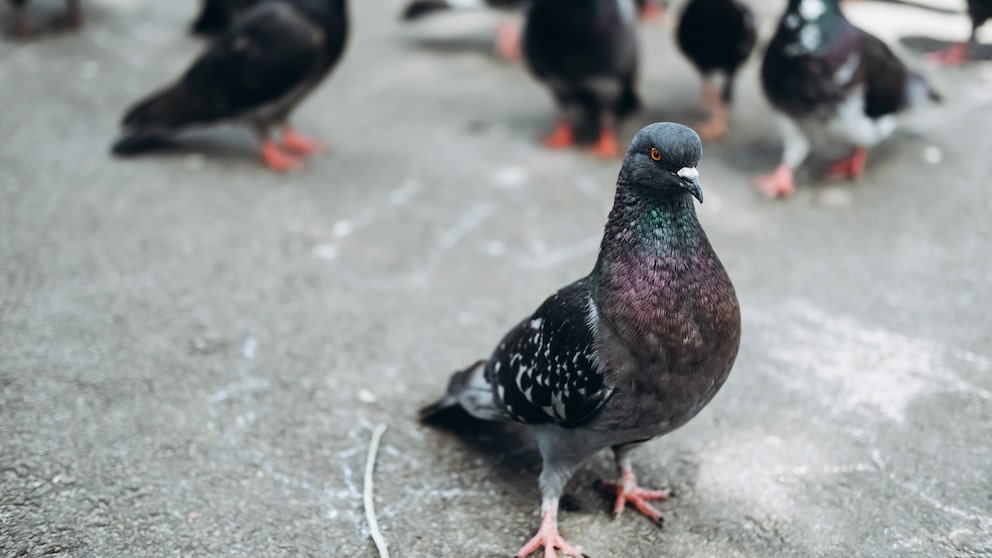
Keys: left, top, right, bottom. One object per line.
{"left": 899, "top": 36, "right": 992, "bottom": 62}
{"left": 110, "top": 128, "right": 263, "bottom": 166}
{"left": 404, "top": 36, "right": 504, "bottom": 60}
{"left": 420, "top": 407, "right": 621, "bottom": 516}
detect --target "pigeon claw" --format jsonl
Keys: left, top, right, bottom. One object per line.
{"left": 590, "top": 129, "right": 622, "bottom": 159}
{"left": 927, "top": 42, "right": 970, "bottom": 66}
{"left": 261, "top": 140, "right": 305, "bottom": 172}
{"left": 542, "top": 122, "right": 575, "bottom": 150}
{"left": 599, "top": 468, "right": 670, "bottom": 525}
{"left": 281, "top": 127, "right": 326, "bottom": 155}
{"left": 827, "top": 147, "right": 867, "bottom": 181}
{"left": 755, "top": 164, "right": 796, "bottom": 199}
{"left": 516, "top": 510, "right": 582, "bottom": 558}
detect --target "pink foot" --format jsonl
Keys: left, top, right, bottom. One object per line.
{"left": 542, "top": 121, "right": 575, "bottom": 150}
{"left": 516, "top": 509, "right": 582, "bottom": 558}
{"left": 640, "top": 2, "right": 665, "bottom": 23}
{"left": 755, "top": 163, "right": 796, "bottom": 199}
{"left": 600, "top": 468, "right": 670, "bottom": 525}
{"left": 589, "top": 129, "right": 622, "bottom": 159}
{"left": 261, "top": 140, "right": 304, "bottom": 172}
{"left": 928, "top": 42, "right": 970, "bottom": 66}
{"left": 495, "top": 18, "right": 523, "bottom": 63}
{"left": 827, "top": 147, "right": 867, "bottom": 180}
{"left": 281, "top": 127, "right": 325, "bottom": 155}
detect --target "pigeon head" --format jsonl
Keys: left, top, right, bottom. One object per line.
{"left": 621, "top": 122, "right": 704, "bottom": 203}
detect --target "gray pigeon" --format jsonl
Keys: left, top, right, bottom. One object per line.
{"left": 421, "top": 122, "right": 741, "bottom": 557}
{"left": 522, "top": 0, "right": 640, "bottom": 157}
{"left": 112, "top": 0, "right": 348, "bottom": 172}
{"left": 756, "top": 0, "right": 940, "bottom": 197}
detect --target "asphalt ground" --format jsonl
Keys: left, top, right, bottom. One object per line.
{"left": 1, "top": 0, "right": 991, "bottom": 557}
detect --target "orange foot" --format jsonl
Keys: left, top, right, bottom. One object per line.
{"left": 281, "top": 127, "right": 325, "bottom": 155}
{"left": 261, "top": 140, "right": 304, "bottom": 172}
{"left": 828, "top": 147, "right": 867, "bottom": 180}
{"left": 928, "top": 42, "right": 970, "bottom": 66}
{"left": 640, "top": 2, "right": 665, "bottom": 23}
{"left": 542, "top": 122, "right": 575, "bottom": 150}
{"left": 495, "top": 18, "right": 523, "bottom": 63}
{"left": 600, "top": 468, "right": 670, "bottom": 525}
{"left": 516, "top": 509, "right": 582, "bottom": 558}
{"left": 755, "top": 164, "right": 796, "bottom": 199}
{"left": 590, "top": 129, "right": 622, "bottom": 158}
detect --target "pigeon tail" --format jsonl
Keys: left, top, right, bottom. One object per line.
{"left": 419, "top": 360, "right": 506, "bottom": 422}
{"left": 114, "top": 84, "right": 213, "bottom": 154}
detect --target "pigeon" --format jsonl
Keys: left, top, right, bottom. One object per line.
{"left": 400, "top": 0, "right": 528, "bottom": 60}
{"left": 756, "top": 0, "right": 941, "bottom": 198}
{"left": 676, "top": 0, "right": 756, "bottom": 141}
{"left": 523, "top": 0, "right": 640, "bottom": 157}
{"left": 928, "top": 0, "right": 992, "bottom": 65}
{"left": 190, "top": 0, "right": 262, "bottom": 36}
{"left": 112, "top": 0, "right": 348, "bottom": 172}
{"left": 6, "top": 0, "right": 81, "bottom": 37}
{"left": 421, "top": 122, "right": 741, "bottom": 558}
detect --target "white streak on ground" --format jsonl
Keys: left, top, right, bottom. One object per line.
{"left": 752, "top": 298, "right": 991, "bottom": 422}
{"left": 438, "top": 202, "right": 493, "bottom": 251}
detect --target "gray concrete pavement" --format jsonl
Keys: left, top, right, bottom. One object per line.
{"left": 2, "top": 0, "right": 991, "bottom": 557}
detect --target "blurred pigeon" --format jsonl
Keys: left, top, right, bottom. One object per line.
{"left": 676, "top": 0, "right": 756, "bottom": 140}
{"left": 190, "top": 0, "right": 262, "bottom": 36}
{"left": 401, "top": 0, "right": 527, "bottom": 60}
{"left": 400, "top": 0, "right": 661, "bottom": 61}
{"left": 6, "top": 0, "right": 81, "bottom": 37}
{"left": 756, "top": 0, "right": 941, "bottom": 198}
{"left": 928, "top": 0, "right": 992, "bottom": 65}
{"left": 523, "top": 0, "right": 640, "bottom": 157}
{"left": 421, "top": 123, "right": 741, "bottom": 558}
{"left": 112, "top": 0, "right": 348, "bottom": 172}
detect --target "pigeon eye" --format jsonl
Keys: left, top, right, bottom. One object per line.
{"left": 650, "top": 148, "right": 662, "bottom": 161}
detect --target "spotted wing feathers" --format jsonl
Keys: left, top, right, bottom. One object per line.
{"left": 486, "top": 280, "right": 613, "bottom": 428}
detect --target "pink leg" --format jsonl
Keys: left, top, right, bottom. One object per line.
{"left": 281, "top": 127, "right": 325, "bottom": 155}
{"left": 260, "top": 140, "right": 304, "bottom": 172}
{"left": 12, "top": 6, "right": 29, "bottom": 38}
{"left": 542, "top": 121, "right": 575, "bottom": 150}
{"left": 927, "top": 42, "right": 970, "bottom": 66}
{"left": 516, "top": 505, "right": 582, "bottom": 558}
{"left": 755, "top": 163, "right": 796, "bottom": 199}
{"left": 589, "top": 128, "right": 622, "bottom": 159}
{"left": 639, "top": 1, "right": 665, "bottom": 23}
{"left": 696, "top": 99, "right": 729, "bottom": 141}
{"left": 495, "top": 17, "right": 523, "bottom": 63}
{"left": 600, "top": 467, "right": 670, "bottom": 524}
{"left": 827, "top": 147, "right": 868, "bottom": 180}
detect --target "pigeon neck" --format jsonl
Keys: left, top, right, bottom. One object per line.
{"left": 591, "top": 180, "right": 707, "bottom": 288}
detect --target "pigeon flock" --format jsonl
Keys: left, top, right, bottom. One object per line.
{"left": 3, "top": 0, "right": 985, "bottom": 557}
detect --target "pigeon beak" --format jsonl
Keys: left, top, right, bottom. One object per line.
{"left": 677, "top": 167, "right": 703, "bottom": 203}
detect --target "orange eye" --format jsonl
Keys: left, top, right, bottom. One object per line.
{"left": 650, "top": 148, "right": 662, "bottom": 161}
